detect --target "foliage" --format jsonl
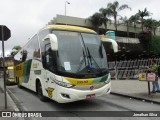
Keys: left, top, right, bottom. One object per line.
{"left": 10, "top": 45, "right": 22, "bottom": 56}
{"left": 99, "top": 7, "right": 111, "bottom": 31}
{"left": 119, "top": 16, "right": 131, "bottom": 37}
{"left": 87, "top": 12, "right": 103, "bottom": 33}
{"left": 86, "top": 1, "right": 160, "bottom": 41}
{"left": 106, "top": 1, "right": 131, "bottom": 33}
{"left": 144, "top": 19, "right": 159, "bottom": 35}
{"left": 151, "top": 35, "right": 160, "bottom": 54}
{"left": 138, "top": 31, "right": 160, "bottom": 55}
{"left": 137, "top": 8, "right": 152, "bottom": 31}
{"left": 12, "top": 45, "right": 21, "bottom": 50}
{"left": 138, "top": 30, "right": 152, "bottom": 51}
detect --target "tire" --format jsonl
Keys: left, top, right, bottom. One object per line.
{"left": 37, "top": 81, "right": 47, "bottom": 102}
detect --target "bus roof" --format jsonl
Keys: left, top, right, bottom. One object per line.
{"left": 43, "top": 25, "right": 96, "bottom": 34}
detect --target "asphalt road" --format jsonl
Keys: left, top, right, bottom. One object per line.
{"left": 7, "top": 85, "right": 160, "bottom": 120}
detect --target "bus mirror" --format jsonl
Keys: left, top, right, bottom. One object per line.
{"left": 49, "top": 34, "right": 58, "bottom": 51}
{"left": 101, "top": 37, "right": 118, "bottom": 53}
{"left": 43, "top": 34, "right": 58, "bottom": 51}
{"left": 110, "top": 39, "right": 118, "bottom": 53}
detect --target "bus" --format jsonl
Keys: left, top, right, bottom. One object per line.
{"left": 6, "top": 66, "right": 16, "bottom": 85}
{"left": 14, "top": 25, "right": 118, "bottom": 103}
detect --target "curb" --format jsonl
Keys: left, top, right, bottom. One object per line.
{"left": 7, "top": 90, "right": 19, "bottom": 111}
{"left": 7, "top": 88, "right": 35, "bottom": 120}
{"left": 110, "top": 92, "right": 160, "bottom": 105}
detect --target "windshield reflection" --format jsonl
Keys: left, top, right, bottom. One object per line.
{"left": 52, "top": 30, "right": 108, "bottom": 77}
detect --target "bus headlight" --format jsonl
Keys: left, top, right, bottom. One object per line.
{"left": 54, "top": 79, "right": 75, "bottom": 88}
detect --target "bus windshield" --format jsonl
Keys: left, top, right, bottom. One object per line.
{"left": 52, "top": 30, "right": 108, "bottom": 77}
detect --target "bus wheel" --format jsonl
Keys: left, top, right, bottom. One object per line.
{"left": 37, "top": 81, "right": 47, "bottom": 102}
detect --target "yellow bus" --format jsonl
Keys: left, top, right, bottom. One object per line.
{"left": 14, "top": 25, "right": 117, "bottom": 103}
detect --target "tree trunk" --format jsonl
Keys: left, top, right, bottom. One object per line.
{"left": 153, "top": 29, "right": 156, "bottom": 35}
{"left": 134, "top": 24, "right": 137, "bottom": 38}
{"left": 127, "top": 22, "right": 129, "bottom": 37}
{"left": 114, "top": 15, "right": 117, "bottom": 35}
{"left": 141, "top": 17, "right": 144, "bottom": 31}
{"left": 104, "top": 22, "right": 107, "bottom": 33}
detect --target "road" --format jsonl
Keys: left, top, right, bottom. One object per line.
{"left": 7, "top": 85, "right": 160, "bottom": 120}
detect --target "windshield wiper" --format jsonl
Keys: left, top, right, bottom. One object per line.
{"left": 86, "top": 47, "right": 101, "bottom": 72}
{"left": 99, "top": 43, "right": 103, "bottom": 58}
{"left": 76, "top": 50, "right": 87, "bottom": 73}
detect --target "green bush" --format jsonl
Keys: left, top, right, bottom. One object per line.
{"left": 138, "top": 31, "right": 152, "bottom": 51}
{"left": 151, "top": 35, "right": 160, "bottom": 55}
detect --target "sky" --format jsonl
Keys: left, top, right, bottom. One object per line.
{"left": 0, "top": 0, "right": 160, "bottom": 56}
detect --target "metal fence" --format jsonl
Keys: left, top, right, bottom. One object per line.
{"left": 108, "top": 58, "right": 160, "bottom": 79}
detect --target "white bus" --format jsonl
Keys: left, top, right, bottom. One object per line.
{"left": 14, "top": 25, "right": 117, "bottom": 103}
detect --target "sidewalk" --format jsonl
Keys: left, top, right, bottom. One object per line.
{"left": 0, "top": 88, "right": 25, "bottom": 120}
{"left": 0, "top": 90, "right": 17, "bottom": 111}
{"left": 111, "top": 79, "right": 160, "bottom": 104}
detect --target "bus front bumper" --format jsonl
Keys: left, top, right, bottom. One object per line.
{"left": 54, "top": 82, "right": 111, "bottom": 103}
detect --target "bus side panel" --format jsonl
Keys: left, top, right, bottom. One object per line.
{"left": 29, "top": 60, "right": 45, "bottom": 92}
{"left": 14, "top": 63, "right": 24, "bottom": 85}
{"left": 15, "top": 60, "right": 32, "bottom": 88}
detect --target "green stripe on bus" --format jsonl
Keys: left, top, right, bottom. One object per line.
{"left": 22, "top": 59, "right": 32, "bottom": 83}
{"left": 93, "top": 74, "right": 108, "bottom": 83}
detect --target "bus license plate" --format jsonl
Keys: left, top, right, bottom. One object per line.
{"left": 86, "top": 94, "right": 95, "bottom": 99}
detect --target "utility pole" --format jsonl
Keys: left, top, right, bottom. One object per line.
{"left": 65, "top": 1, "right": 70, "bottom": 16}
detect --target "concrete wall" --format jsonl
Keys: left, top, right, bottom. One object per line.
{"left": 48, "top": 14, "right": 160, "bottom": 36}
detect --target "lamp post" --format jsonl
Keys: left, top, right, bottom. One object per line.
{"left": 65, "top": 1, "right": 70, "bottom": 16}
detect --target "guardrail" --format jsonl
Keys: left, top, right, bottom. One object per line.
{"left": 108, "top": 58, "right": 160, "bottom": 79}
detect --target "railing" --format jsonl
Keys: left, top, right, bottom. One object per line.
{"left": 108, "top": 58, "right": 160, "bottom": 79}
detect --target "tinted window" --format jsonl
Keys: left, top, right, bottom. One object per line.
{"left": 38, "top": 29, "right": 50, "bottom": 55}
{"left": 22, "top": 35, "right": 40, "bottom": 62}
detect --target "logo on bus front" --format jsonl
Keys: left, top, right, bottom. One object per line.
{"left": 90, "top": 85, "right": 94, "bottom": 90}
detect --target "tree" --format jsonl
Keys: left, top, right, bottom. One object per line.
{"left": 86, "top": 12, "right": 103, "bottom": 33}
{"left": 129, "top": 14, "right": 139, "bottom": 38}
{"left": 107, "top": 1, "right": 131, "bottom": 34}
{"left": 144, "top": 18, "right": 153, "bottom": 30}
{"left": 119, "top": 16, "right": 131, "bottom": 37}
{"left": 138, "top": 30, "right": 152, "bottom": 51}
{"left": 151, "top": 35, "right": 160, "bottom": 55}
{"left": 10, "top": 45, "right": 22, "bottom": 56}
{"left": 99, "top": 7, "right": 111, "bottom": 32}
{"left": 152, "top": 20, "right": 159, "bottom": 35}
{"left": 144, "top": 19, "right": 159, "bottom": 35}
{"left": 138, "top": 8, "right": 152, "bottom": 31}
